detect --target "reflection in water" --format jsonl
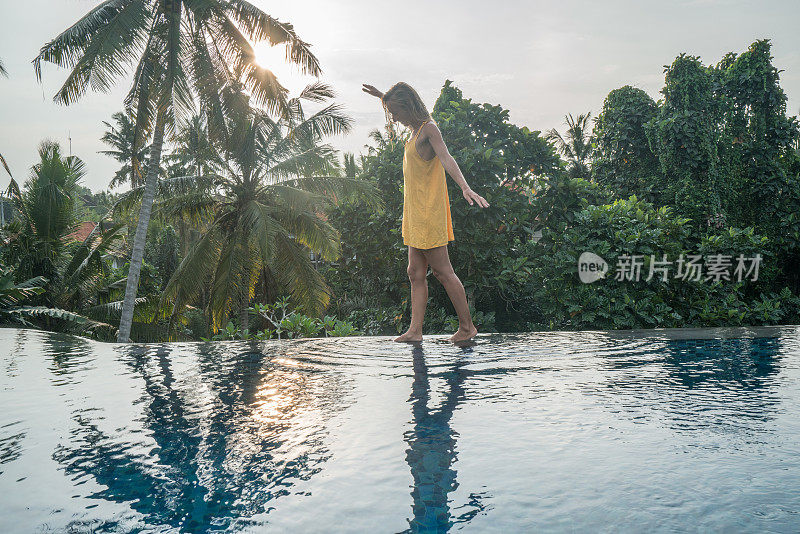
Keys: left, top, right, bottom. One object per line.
{"left": 591, "top": 335, "right": 786, "bottom": 438}
{"left": 403, "top": 344, "right": 491, "bottom": 533}
{"left": 1, "top": 328, "right": 799, "bottom": 532}
{"left": 0, "top": 421, "right": 25, "bottom": 476}
{"left": 52, "top": 342, "right": 351, "bottom": 532}
{"left": 662, "top": 337, "right": 782, "bottom": 388}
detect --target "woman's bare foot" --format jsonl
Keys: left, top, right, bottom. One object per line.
{"left": 449, "top": 325, "right": 478, "bottom": 343}
{"left": 394, "top": 329, "right": 423, "bottom": 342}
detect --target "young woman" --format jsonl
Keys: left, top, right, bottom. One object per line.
{"left": 362, "top": 82, "right": 490, "bottom": 343}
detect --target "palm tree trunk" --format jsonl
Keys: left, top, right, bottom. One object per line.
{"left": 117, "top": 110, "right": 167, "bottom": 342}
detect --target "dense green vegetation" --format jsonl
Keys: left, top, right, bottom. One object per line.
{"left": 2, "top": 37, "right": 799, "bottom": 341}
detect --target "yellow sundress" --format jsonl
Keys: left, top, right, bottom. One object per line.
{"left": 402, "top": 119, "right": 455, "bottom": 249}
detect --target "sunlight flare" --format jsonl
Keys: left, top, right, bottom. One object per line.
{"left": 253, "top": 41, "right": 317, "bottom": 98}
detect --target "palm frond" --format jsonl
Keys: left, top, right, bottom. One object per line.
{"left": 286, "top": 102, "right": 352, "bottom": 142}
{"left": 34, "top": 0, "right": 130, "bottom": 79}
{"left": 280, "top": 174, "right": 384, "bottom": 209}
{"left": 187, "top": 26, "right": 234, "bottom": 146}
{"left": 125, "top": 15, "right": 166, "bottom": 186}
{"left": 240, "top": 199, "right": 284, "bottom": 266}
{"left": 265, "top": 142, "right": 340, "bottom": 180}
{"left": 62, "top": 223, "right": 125, "bottom": 293}
{"left": 3, "top": 306, "right": 117, "bottom": 336}
{"left": 0, "top": 153, "right": 11, "bottom": 177}
{"left": 111, "top": 173, "right": 216, "bottom": 216}
{"left": 297, "top": 80, "right": 335, "bottom": 103}
{"left": 86, "top": 293, "right": 169, "bottom": 323}
{"left": 155, "top": 190, "right": 216, "bottom": 222}
{"left": 271, "top": 231, "right": 331, "bottom": 316}
{"left": 208, "top": 229, "right": 255, "bottom": 331}
{"left": 272, "top": 203, "right": 341, "bottom": 262}
{"left": 38, "top": 0, "right": 152, "bottom": 105}
{"left": 223, "top": 0, "right": 322, "bottom": 76}
{"left": 160, "top": 223, "right": 222, "bottom": 315}
{"left": 0, "top": 273, "right": 47, "bottom": 307}
{"left": 85, "top": 296, "right": 147, "bottom": 322}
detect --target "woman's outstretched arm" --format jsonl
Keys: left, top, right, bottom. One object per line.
{"left": 423, "top": 122, "right": 490, "bottom": 208}
{"left": 362, "top": 84, "right": 384, "bottom": 100}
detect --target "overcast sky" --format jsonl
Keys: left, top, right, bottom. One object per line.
{"left": 1, "top": 0, "right": 799, "bottom": 192}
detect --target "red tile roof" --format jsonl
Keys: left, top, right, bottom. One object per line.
{"left": 66, "top": 221, "right": 98, "bottom": 242}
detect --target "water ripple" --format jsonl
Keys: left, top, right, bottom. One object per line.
{"left": 1, "top": 327, "right": 798, "bottom": 532}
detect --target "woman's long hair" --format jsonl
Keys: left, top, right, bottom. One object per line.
{"left": 381, "top": 82, "right": 432, "bottom": 141}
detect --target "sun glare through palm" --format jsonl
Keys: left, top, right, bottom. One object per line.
{"left": 253, "top": 41, "right": 316, "bottom": 98}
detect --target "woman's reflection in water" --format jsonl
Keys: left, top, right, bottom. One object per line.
{"left": 403, "top": 342, "right": 491, "bottom": 533}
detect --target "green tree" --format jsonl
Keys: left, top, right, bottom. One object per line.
{"left": 3, "top": 141, "right": 83, "bottom": 283}
{"left": 322, "top": 129, "right": 409, "bottom": 319}
{"left": 644, "top": 53, "right": 723, "bottom": 234}
{"left": 144, "top": 225, "right": 180, "bottom": 290}
{"left": 0, "top": 263, "right": 113, "bottom": 336}
{"left": 0, "top": 58, "right": 10, "bottom": 178}
{"left": 639, "top": 40, "right": 800, "bottom": 291}
{"left": 2, "top": 142, "right": 126, "bottom": 337}
{"left": 545, "top": 112, "right": 593, "bottom": 179}
{"left": 158, "top": 87, "right": 381, "bottom": 333}
{"left": 342, "top": 152, "right": 361, "bottom": 178}
{"left": 591, "top": 86, "right": 661, "bottom": 202}
{"left": 34, "top": 0, "right": 322, "bottom": 342}
{"left": 164, "top": 114, "right": 215, "bottom": 179}
{"left": 100, "top": 111, "right": 150, "bottom": 188}
{"left": 161, "top": 114, "right": 217, "bottom": 257}
{"left": 711, "top": 40, "right": 800, "bottom": 291}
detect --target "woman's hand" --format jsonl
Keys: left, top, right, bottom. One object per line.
{"left": 362, "top": 84, "right": 384, "bottom": 99}
{"left": 462, "top": 187, "right": 490, "bottom": 208}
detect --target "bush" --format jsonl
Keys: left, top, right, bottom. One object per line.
{"left": 517, "top": 194, "right": 791, "bottom": 330}
{"left": 346, "top": 306, "right": 404, "bottom": 336}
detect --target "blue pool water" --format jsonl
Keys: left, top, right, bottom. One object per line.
{"left": 1, "top": 326, "right": 799, "bottom": 533}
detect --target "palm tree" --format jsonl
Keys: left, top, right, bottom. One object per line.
{"left": 3, "top": 141, "right": 83, "bottom": 283}
{"left": 343, "top": 152, "right": 360, "bottom": 178}
{"left": 155, "top": 85, "right": 382, "bottom": 333}
{"left": 2, "top": 141, "right": 123, "bottom": 338}
{"left": 0, "top": 58, "right": 11, "bottom": 228}
{"left": 34, "top": 0, "right": 322, "bottom": 342}
{"left": 161, "top": 114, "right": 218, "bottom": 257}
{"left": 100, "top": 111, "right": 151, "bottom": 188}
{"left": 165, "top": 114, "right": 215, "bottom": 178}
{"left": 545, "top": 112, "right": 594, "bottom": 179}
{"left": 0, "top": 57, "right": 11, "bottom": 178}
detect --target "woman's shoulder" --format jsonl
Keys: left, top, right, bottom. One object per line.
{"left": 419, "top": 119, "right": 440, "bottom": 136}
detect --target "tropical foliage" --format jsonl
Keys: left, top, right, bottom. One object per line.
{"left": 33, "top": 0, "right": 325, "bottom": 341}
{"left": 100, "top": 111, "right": 151, "bottom": 188}
{"left": 151, "top": 86, "right": 381, "bottom": 333}
{"left": 3, "top": 141, "right": 85, "bottom": 282}
{"left": 545, "top": 112, "right": 593, "bottom": 179}
{"left": 4, "top": 37, "right": 800, "bottom": 342}
{"left": 0, "top": 265, "right": 112, "bottom": 336}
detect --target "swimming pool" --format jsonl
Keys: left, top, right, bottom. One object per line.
{"left": 1, "top": 326, "right": 799, "bottom": 532}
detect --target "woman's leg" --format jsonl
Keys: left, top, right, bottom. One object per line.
{"left": 394, "top": 245, "right": 429, "bottom": 342}
{"left": 422, "top": 245, "right": 478, "bottom": 342}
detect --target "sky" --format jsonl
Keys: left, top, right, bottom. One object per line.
{"left": 1, "top": 0, "right": 799, "bottom": 192}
